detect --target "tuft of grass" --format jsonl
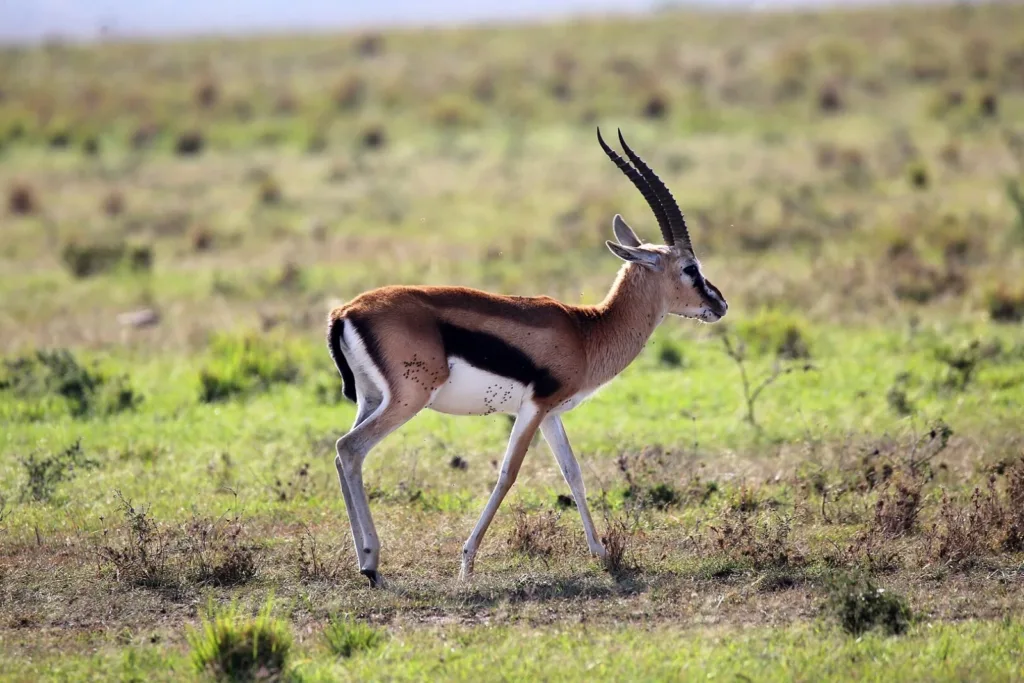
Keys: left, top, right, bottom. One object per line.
{"left": 823, "top": 571, "right": 912, "bottom": 637}
{"left": 322, "top": 615, "right": 385, "bottom": 659}
{"left": 187, "top": 596, "right": 292, "bottom": 682}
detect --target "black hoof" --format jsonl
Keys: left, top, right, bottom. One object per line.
{"left": 361, "top": 569, "right": 381, "bottom": 588}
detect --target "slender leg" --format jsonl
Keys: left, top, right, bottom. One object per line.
{"left": 460, "top": 402, "right": 546, "bottom": 581}
{"left": 335, "top": 394, "right": 381, "bottom": 567}
{"left": 336, "top": 395, "right": 424, "bottom": 587}
{"left": 540, "top": 415, "right": 606, "bottom": 558}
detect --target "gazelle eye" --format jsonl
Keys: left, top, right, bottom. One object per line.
{"left": 682, "top": 265, "right": 699, "bottom": 278}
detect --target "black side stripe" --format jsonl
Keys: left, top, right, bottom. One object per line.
{"left": 438, "top": 322, "right": 561, "bottom": 399}
{"left": 327, "top": 318, "right": 357, "bottom": 403}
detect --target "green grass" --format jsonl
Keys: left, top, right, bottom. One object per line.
{"left": 4, "top": 620, "right": 1023, "bottom": 682}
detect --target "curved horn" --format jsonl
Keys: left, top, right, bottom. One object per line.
{"left": 616, "top": 129, "right": 693, "bottom": 253}
{"left": 596, "top": 127, "right": 674, "bottom": 247}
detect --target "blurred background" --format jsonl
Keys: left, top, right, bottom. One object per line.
{"left": 0, "top": 0, "right": 1022, "bottom": 354}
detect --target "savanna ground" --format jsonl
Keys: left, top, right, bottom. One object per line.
{"left": 2, "top": 1, "right": 1024, "bottom": 680}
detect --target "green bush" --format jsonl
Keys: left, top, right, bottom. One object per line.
{"left": 187, "top": 597, "right": 292, "bottom": 681}
{"left": 0, "top": 349, "right": 142, "bottom": 419}
{"left": 198, "top": 332, "right": 300, "bottom": 403}
{"left": 60, "top": 240, "right": 153, "bottom": 279}
{"left": 824, "top": 572, "right": 913, "bottom": 636}
{"left": 733, "top": 309, "right": 813, "bottom": 360}
{"left": 322, "top": 614, "right": 385, "bottom": 658}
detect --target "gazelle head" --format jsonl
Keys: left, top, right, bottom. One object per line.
{"left": 597, "top": 128, "right": 728, "bottom": 323}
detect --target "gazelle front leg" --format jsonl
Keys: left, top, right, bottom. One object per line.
{"left": 540, "top": 415, "right": 606, "bottom": 559}
{"left": 460, "top": 401, "right": 546, "bottom": 581}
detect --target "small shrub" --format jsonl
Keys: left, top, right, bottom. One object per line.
{"left": 198, "top": 332, "right": 300, "bottom": 403}
{"left": 979, "top": 92, "right": 998, "bottom": 118}
{"left": 187, "top": 597, "right": 292, "bottom": 682}
{"left": 707, "top": 509, "right": 801, "bottom": 570}
{"left": 987, "top": 285, "right": 1024, "bottom": 323}
{"left": 100, "top": 491, "right": 176, "bottom": 589}
{"left": 322, "top": 615, "right": 385, "bottom": 659}
{"left": 934, "top": 339, "right": 986, "bottom": 390}
{"left": 181, "top": 516, "right": 261, "bottom": 587}
{"left": 600, "top": 515, "right": 638, "bottom": 578}
{"left": 194, "top": 78, "right": 219, "bottom": 109}
{"left": 189, "top": 224, "right": 215, "bottom": 252}
{"left": 817, "top": 83, "right": 843, "bottom": 113}
{"left": 48, "top": 128, "right": 72, "bottom": 148}
{"left": 102, "top": 190, "right": 125, "bottom": 217}
{"left": 824, "top": 571, "right": 912, "bottom": 636}
{"left": 101, "top": 492, "right": 261, "bottom": 590}
{"left": 82, "top": 136, "right": 100, "bottom": 156}
{"left": 19, "top": 438, "right": 97, "bottom": 503}
{"left": 507, "top": 506, "right": 564, "bottom": 559}
{"left": 906, "top": 161, "right": 929, "bottom": 190}
{"left": 7, "top": 182, "right": 37, "bottom": 215}
{"left": 359, "top": 125, "right": 386, "bottom": 150}
{"left": 175, "top": 130, "right": 205, "bottom": 156}
{"left": 641, "top": 93, "right": 669, "bottom": 119}
{"left": 60, "top": 240, "right": 152, "bottom": 278}
{"left": 334, "top": 74, "right": 366, "bottom": 110}
{"left": 293, "top": 527, "right": 340, "bottom": 582}
{"left": 656, "top": 341, "right": 684, "bottom": 368}
{"left": 873, "top": 473, "right": 922, "bottom": 537}
{"left": 256, "top": 176, "right": 282, "bottom": 205}
{"left": 623, "top": 482, "right": 681, "bottom": 511}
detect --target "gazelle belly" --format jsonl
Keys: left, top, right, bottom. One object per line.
{"left": 427, "top": 358, "right": 528, "bottom": 416}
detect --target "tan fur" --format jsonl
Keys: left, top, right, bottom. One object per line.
{"left": 330, "top": 246, "right": 712, "bottom": 410}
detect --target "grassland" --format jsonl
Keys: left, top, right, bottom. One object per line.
{"left": 2, "top": 1, "right": 1024, "bottom": 680}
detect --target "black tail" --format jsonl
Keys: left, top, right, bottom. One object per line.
{"left": 327, "top": 317, "right": 357, "bottom": 403}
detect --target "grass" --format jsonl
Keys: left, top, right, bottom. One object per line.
{"left": 2, "top": 0, "right": 1024, "bottom": 679}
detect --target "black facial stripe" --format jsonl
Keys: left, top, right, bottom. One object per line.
{"left": 438, "top": 322, "right": 560, "bottom": 398}
{"left": 705, "top": 280, "right": 724, "bottom": 301}
{"left": 695, "top": 278, "right": 725, "bottom": 311}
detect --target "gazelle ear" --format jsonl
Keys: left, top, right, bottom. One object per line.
{"left": 605, "top": 241, "right": 663, "bottom": 271}
{"left": 612, "top": 214, "right": 641, "bottom": 247}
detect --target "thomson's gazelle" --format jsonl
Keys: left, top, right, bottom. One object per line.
{"left": 327, "top": 128, "right": 727, "bottom": 586}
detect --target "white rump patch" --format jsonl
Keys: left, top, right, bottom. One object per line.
{"left": 341, "top": 319, "right": 391, "bottom": 405}
{"left": 427, "top": 358, "right": 528, "bottom": 416}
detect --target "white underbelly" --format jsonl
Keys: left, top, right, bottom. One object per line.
{"left": 551, "top": 387, "right": 597, "bottom": 415}
{"left": 427, "top": 358, "right": 529, "bottom": 416}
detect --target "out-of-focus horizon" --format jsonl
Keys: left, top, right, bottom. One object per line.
{"left": 3, "top": 0, "right": 952, "bottom": 44}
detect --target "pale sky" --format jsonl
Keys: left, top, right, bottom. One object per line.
{"left": 0, "top": 0, "right": 940, "bottom": 43}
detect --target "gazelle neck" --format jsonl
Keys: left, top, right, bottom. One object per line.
{"left": 577, "top": 263, "right": 666, "bottom": 388}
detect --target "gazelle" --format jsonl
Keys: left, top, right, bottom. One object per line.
{"left": 327, "top": 128, "right": 727, "bottom": 586}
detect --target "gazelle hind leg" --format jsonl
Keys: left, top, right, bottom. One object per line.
{"left": 460, "top": 401, "right": 546, "bottom": 580}
{"left": 540, "top": 415, "right": 606, "bottom": 558}
{"left": 336, "top": 389, "right": 429, "bottom": 587}
{"left": 335, "top": 392, "right": 381, "bottom": 570}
